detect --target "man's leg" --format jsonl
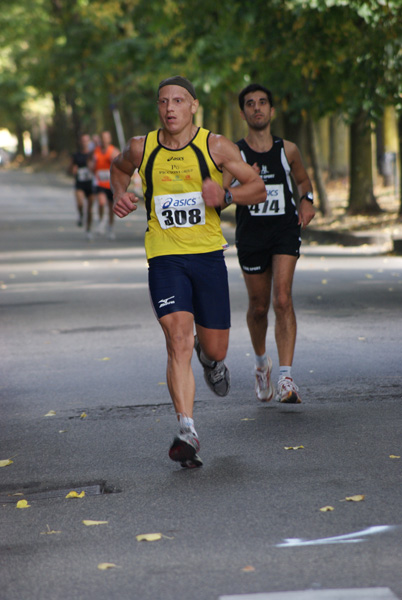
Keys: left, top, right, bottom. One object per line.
{"left": 159, "top": 310, "right": 196, "bottom": 418}
{"left": 194, "top": 325, "right": 230, "bottom": 397}
{"left": 271, "top": 254, "right": 297, "bottom": 366}
{"left": 160, "top": 311, "right": 203, "bottom": 468}
{"left": 75, "top": 189, "right": 84, "bottom": 226}
{"left": 271, "top": 254, "right": 301, "bottom": 403}
{"left": 242, "top": 269, "right": 275, "bottom": 401}
{"left": 242, "top": 269, "right": 272, "bottom": 356}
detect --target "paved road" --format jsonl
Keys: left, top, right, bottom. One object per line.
{"left": 1, "top": 168, "right": 402, "bottom": 600}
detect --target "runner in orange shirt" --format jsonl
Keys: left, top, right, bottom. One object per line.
{"left": 93, "top": 131, "right": 119, "bottom": 239}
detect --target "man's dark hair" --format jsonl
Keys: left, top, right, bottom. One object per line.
{"left": 238, "top": 84, "right": 273, "bottom": 110}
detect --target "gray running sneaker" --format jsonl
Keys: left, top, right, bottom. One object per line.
{"left": 169, "top": 431, "right": 203, "bottom": 469}
{"left": 194, "top": 335, "right": 230, "bottom": 397}
{"left": 255, "top": 357, "right": 275, "bottom": 402}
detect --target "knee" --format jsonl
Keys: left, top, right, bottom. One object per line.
{"left": 248, "top": 301, "right": 268, "bottom": 322}
{"left": 273, "top": 292, "right": 293, "bottom": 315}
{"left": 165, "top": 330, "right": 194, "bottom": 360}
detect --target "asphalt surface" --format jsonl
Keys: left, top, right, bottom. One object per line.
{"left": 1, "top": 168, "right": 402, "bottom": 600}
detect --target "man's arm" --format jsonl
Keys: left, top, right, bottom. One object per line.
{"left": 202, "top": 134, "right": 266, "bottom": 208}
{"left": 283, "top": 140, "right": 315, "bottom": 229}
{"left": 111, "top": 136, "right": 145, "bottom": 218}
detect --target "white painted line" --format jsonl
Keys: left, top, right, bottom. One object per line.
{"left": 276, "top": 525, "right": 394, "bottom": 547}
{"left": 219, "top": 587, "right": 399, "bottom": 599}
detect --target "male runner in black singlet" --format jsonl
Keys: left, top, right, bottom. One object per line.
{"left": 70, "top": 133, "right": 95, "bottom": 239}
{"left": 111, "top": 76, "right": 266, "bottom": 468}
{"left": 233, "top": 83, "right": 315, "bottom": 404}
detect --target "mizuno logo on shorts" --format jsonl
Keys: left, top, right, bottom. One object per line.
{"left": 158, "top": 296, "right": 175, "bottom": 308}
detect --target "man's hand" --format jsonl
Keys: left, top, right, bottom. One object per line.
{"left": 298, "top": 198, "right": 315, "bottom": 229}
{"left": 202, "top": 178, "right": 225, "bottom": 207}
{"left": 113, "top": 192, "right": 139, "bottom": 218}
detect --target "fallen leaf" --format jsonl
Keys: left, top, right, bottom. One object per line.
{"left": 389, "top": 455, "right": 400, "bottom": 459}
{"left": 365, "top": 274, "right": 373, "bottom": 279}
{"left": 136, "top": 533, "right": 162, "bottom": 542}
{"left": 44, "top": 410, "right": 56, "bottom": 417}
{"left": 158, "top": 382, "right": 166, "bottom": 385}
{"left": 321, "top": 279, "right": 328, "bottom": 285}
{"left": 241, "top": 418, "right": 255, "bottom": 421}
{"left": 0, "top": 459, "right": 13, "bottom": 468}
{"left": 40, "top": 525, "right": 62, "bottom": 535}
{"left": 80, "top": 412, "right": 87, "bottom": 419}
{"left": 83, "top": 520, "right": 108, "bottom": 526}
{"left": 16, "top": 499, "right": 30, "bottom": 509}
{"left": 65, "top": 491, "right": 85, "bottom": 499}
{"left": 59, "top": 430, "right": 67, "bottom": 434}
{"left": 241, "top": 565, "right": 255, "bottom": 572}
{"left": 319, "top": 506, "right": 335, "bottom": 512}
{"left": 97, "top": 563, "right": 119, "bottom": 570}
{"left": 344, "top": 494, "right": 365, "bottom": 502}
{"left": 284, "top": 446, "right": 304, "bottom": 450}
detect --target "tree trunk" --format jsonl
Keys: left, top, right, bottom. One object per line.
{"left": 306, "top": 114, "right": 331, "bottom": 217}
{"left": 348, "top": 110, "right": 381, "bottom": 215}
{"left": 398, "top": 113, "right": 402, "bottom": 216}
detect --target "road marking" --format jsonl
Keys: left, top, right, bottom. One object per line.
{"left": 219, "top": 587, "right": 399, "bottom": 599}
{"left": 276, "top": 525, "right": 394, "bottom": 547}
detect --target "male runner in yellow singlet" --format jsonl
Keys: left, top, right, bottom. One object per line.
{"left": 111, "top": 76, "right": 266, "bottom": 468}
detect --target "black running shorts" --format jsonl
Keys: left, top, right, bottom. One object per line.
{"left": 148, "top": 251, "right": 231, "bottom": 329}
{"left": 237, "top": 226, "right": 301, "bottom": 274}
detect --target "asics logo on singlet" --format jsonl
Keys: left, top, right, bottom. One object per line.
{"left": 266, "top": 188, "right": 279, "bottom": 197}
{"left": 158, "top": 295, "right": 175, "bottom": 308}
{"left": 162, "top": 197, "right": 197, "bottom": 209}
{"left": 167, "top": 156, "right": 184, "bottom": 161}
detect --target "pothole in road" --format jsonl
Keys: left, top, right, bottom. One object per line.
{"left": 0, "top": 480, "right": 120, "bottom": 504}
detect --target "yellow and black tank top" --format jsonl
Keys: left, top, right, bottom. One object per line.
{"left": 138, "top": 127, "right": 227, "bottom": 259}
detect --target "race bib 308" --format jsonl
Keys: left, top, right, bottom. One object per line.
{"left": 154, "top": 192, "right": 206, "bottom": 229}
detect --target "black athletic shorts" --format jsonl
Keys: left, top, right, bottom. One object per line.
{"left": 96, "top": 186, "right": 114, "bottom": 202}
{"left": 148, "top": 251, "right": 231, "bottom": 329}
{"left": 237, "top": 225, "right": 301, "bottom": 274}
{"left": 75, "top": 182, "right": 94, "bottom": 198}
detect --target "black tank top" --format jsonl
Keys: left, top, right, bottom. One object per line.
{"left": 235, "top": 136, "right": 298, "bottom": 248}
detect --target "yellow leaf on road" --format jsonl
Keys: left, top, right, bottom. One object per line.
{"left": 136, "top": 533, "right": 162, "bottom": 542}
{"left": 16, "top": 499, "right": 30, "bottom": 509}
{"left": 83, "top": 520, "right": 108, "bottom": 526}
{"left": 80, "top": 412, "right": 87, "bottom": 419}
{"left": 345, "top": 494, "right": 365, "bottom": 502}
{"left": 0, "top": 459, "right": 13, "bottom": 468}
{"left": 389, "top": 455, "right": 400, "bottom": 459}
{"left": 319, "top": 506, "right": 334, "bottom": 512}
{"left": 44, "top": 410, "right": 56, "bottom": 417}
{"left": 97, "top": 563, "right": 119, "bottom": 570}
{"left": 241, "top": 418, "right": 255, "bottom": 421}
{"left": 242, "top": 565, "right": 256, "bottom": 572}
{"left": 284, "top": 446, "right": 304, "bottom": 450}
{"left": 65, "top": 491, "right": 85, "bottom": 499}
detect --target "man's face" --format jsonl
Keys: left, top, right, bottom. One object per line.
{"left": 101, "top": 131, "right": 111, "bottom": 147}
{"left": 241, "top": 91, "right": 273, "bottom": 131}
{"left": 80, "top": 134, "right": 91, "bottom": 149}
{"left": 157, "top": 85, "right": 198, "bottom": 133}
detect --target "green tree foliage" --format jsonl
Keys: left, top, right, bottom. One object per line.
{"left": 1, "top": 0, "right": 401, "bottom": 212}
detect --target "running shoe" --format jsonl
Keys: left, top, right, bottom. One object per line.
{"left": 275, "top": 376, "right": 302, "bottom": 404}
{"left": 194, "top": 335, "right": 230, "bottom": 397}
{"left": 255, "top": 357, "right": 275, "bottom": 402}
{"left": 169, "top": 430, "right": 203, "bottom": 469}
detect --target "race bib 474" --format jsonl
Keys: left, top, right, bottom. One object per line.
{"left": 248, "top": 184, "right": 285, "bottom": 216}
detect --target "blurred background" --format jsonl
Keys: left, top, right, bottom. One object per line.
{"left": 0, "top": 0, "right": 401, "bottom": 218}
